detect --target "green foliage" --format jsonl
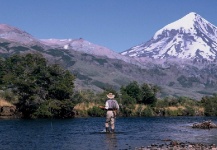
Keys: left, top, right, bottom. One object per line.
{"left": 87, "top": 106, "right": 104, "bottom": 117}
{"left": 75, "top": 90, "right": 98, "bottom": 103}
{"left": 202, "top": 94, "right": 217, "bottom": 116}
{"left": 32, "top": 101, "right": 52, "bottom": 118}
{"left": 182, "top": 106, "right": 195, "bottom": 116}
{"left": 120, "top": 81, "right": 159, "bottom": 106}
{"left": 142, "top": 106, "right": 154, "bottom": 116}
{"left": 165, "top": 109, "right": 179, "bottom": 116}
{"left": 121, "top": 105, "right": 135, "bottom": 117}
{"left": 0, "top": 90, "right": 17, "bottom": 103}
{"left": 121, "top": 93, "right": 136, "bottom": 105}
{"left": 154, "top": 96, "right": 202, "bottom": 116}
{"left": 121, "top": 81, "right": 142, "bottom": 103}
{"left": 155, "top": 99, "right": 169, "bottom": 108}
{"left": 0, "top": 54, "right": 76, "bottom": 118}
{"left": 33, "top": 99, "right": 75, "bottom": 118}
{"left": 141, "top": 83, "right": 158, "bottom": 105}
{"left": 50, "top": 99, "right": 75, "bottom": 118}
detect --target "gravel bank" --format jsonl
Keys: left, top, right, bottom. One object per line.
{"left": 135, "top": 140, "right": 217, "bottom": 150}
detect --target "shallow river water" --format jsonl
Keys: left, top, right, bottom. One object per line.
{"left": 1, "top": 116, "right": 217, "bottom": 150}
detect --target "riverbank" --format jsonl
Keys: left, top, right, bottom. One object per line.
{"left": 136, "top": 140, "right": 217, "bottom": 150}
{"left": 0, "top": 99, "right": 17, "bottom": 118}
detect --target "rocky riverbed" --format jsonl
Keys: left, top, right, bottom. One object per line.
{"left": 135, "top": 121, "right": 217, "bottom": 150}
{"left": 135, "top": 140, "right": 217, "bottom": 150}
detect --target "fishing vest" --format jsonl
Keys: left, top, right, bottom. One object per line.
{"left": 107, "top": 100, "right": 118, "bottom": 110}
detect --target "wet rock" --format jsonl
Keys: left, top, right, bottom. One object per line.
{"left": 0, "top": 106, "right": 16, "bottom": 116}
{"left": 192, "top": 120, "right": 217, "bottom": 129}
{"left": 0, "top": 99, "right": 17, "bottom": 118}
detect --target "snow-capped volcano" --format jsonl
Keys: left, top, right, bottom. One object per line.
{"left": 121, "top": 12, "right": 217, "bottom": 61}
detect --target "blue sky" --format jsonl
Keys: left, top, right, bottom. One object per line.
{"left": 0, "top": 0, "right": 217, "bottom": 52}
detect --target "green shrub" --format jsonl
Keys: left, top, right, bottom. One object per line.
{"left": 87, "top": 106, "right": 104, "bottom": 117}
{"left": 182, "top": 106, "right": 195, "bottom": 116}
{"left": 165, "top": 109, "right": 178, "bottom": 116}
{"left": 142, "top": 106, "right": 153, "bottom": 117}
{"left": 32, "top": 102, "right": 52, "bottom": 118}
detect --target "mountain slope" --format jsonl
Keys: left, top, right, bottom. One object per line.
{"left": 121, "top": 12, "right": 217, "bottom": 61}
{"left": 41, "top": 38, "right": 144, "bottom": 68}
{"left": 1, "top": 22, "right": 217, "bottom": 100}
{"left": 0, "top": 24, "right": 40, "bottom": 44}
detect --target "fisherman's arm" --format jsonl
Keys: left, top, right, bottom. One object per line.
{"left": 99, "top": 101, "right": 109, "bottom": 110}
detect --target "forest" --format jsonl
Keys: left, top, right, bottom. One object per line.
{"left": 0, "top": 53, "right": 217, "bottom": 119}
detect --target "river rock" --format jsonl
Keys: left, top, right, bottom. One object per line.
{"left": 0, "top": 99, "right": 17, "bottom": 118}
{"left": 136, "top": 140, "right": 217, "bottom": 150}
{"left": 192, "top": 120, "right": 217, "bottom": 129}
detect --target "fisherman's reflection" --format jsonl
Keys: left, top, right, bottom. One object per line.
{"left": 105, "top": 133, "right": 117, "bottom": 150}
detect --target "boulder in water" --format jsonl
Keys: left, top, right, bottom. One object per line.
{"left": 192, "top": 120, "right": 217, "bottom": 129}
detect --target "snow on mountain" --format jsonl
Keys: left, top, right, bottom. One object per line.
{"left": 41, "top": 38, "right": 136, "bottom": 62}
{"left": 121, "top": 12, "right": 217, "bottom": 61}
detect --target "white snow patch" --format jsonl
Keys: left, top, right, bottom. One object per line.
{"left": 64, "top": 45, "right": 69, "bottom": 49}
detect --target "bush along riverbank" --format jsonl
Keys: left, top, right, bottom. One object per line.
{"left": 73, "top": 101, "right": 204, "bottom": 117}
{"left": 0, "top": 97, "right": 204, "bottom": 118}
{"left": 72, "top": 83, "right": 216, "bottom": 118}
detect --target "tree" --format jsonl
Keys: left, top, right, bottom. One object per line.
{"left": 141, "top": 83, "right": 158, "bottom": 105}
{"left": 121, "top": 81, "right": 142, "bottom": 103}
{"left": 0, "top": 54, "right": 76, "bottom": 118}
{"left": 202, "top": 94, "right": 217, "bottom": 116}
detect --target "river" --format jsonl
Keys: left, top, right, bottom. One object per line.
{"left": 0, "top": 116, "right": 217, "bottom": 150}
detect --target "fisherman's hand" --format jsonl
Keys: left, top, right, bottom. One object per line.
{"left": 99, "top": 106, "right": 104, "bottom": 109}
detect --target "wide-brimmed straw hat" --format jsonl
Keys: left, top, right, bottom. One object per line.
{"left": 107, "top": 93, "right": 115, "bottom": 99}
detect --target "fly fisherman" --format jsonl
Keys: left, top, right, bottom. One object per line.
{"left": 99, "top": 93, "right": 119, "bottom": 133}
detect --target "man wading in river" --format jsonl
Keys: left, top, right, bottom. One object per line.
{"left": 99, "top": 93, "right": 119, "bottom": 133}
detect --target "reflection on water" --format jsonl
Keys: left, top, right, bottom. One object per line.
{"left": 105, "top": 133, "right": 118, "bottom": 150}
{"left": 0, "top": 117, "right": 217, "bottom": 150}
